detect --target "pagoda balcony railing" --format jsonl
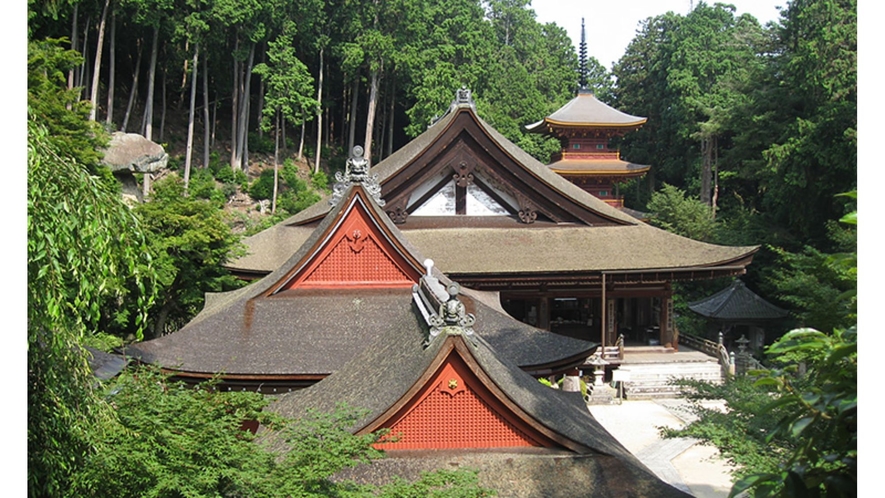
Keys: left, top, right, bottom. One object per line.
{"left": 551, "top": 151, "right": 620, "bottom": 162}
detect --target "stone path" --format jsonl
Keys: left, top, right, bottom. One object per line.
{"left": 588, "top": 399, "right": 735, "bottom": 498}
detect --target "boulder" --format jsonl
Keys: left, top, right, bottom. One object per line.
{"left": 102, "top": 132, "right": 168, "bottom": 173}
{"left": 102, "top": 132, "right": 169, "bottom": 202}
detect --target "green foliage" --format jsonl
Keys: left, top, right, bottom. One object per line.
{"left": 311, "top": 170, "right": 330, "bottom": 192}
{"left": 248, "top": 130, "right": 276, "bottom": 154}
{"left": 732, "top": 328, "right": 856, "bottom": 497}
{"left": 71, "top": 366, "right": 277, "bottom": 497}
{"left": 135, "top": 176, "right": 244, "bottom": 337}
{"left": 762, "top": 245, "right": 856, "bottom": 333}
{"left": 646, "top": 184, "right": 717, "bottom": 241}
{"left": 187, "top": 167, "right": 227, "bottom": 206}
{"left": 753, "top": 0, "right": 857, "bottom": 248}
{"left": 28, "top": 38, "right": 110, "bottom": 176}
{"left": 253, "top": 21, "right": 317, "bottom": 137}
{"left": 28, "top": 116, "right": 155, "bottom": 497}
{"left": 73, "top": 367, "right": 493, "bottom": 497}
{"left": 249, "top": 168, "right": 276, "bottom": 201}
{"left": 662, "top": 377, "right": 786, "bottom": 478}
{"left": 669, "top": 195, "right": 857, "bottom": 497}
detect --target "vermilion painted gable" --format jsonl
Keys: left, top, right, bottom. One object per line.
{"left": 374, "top": 349, "right": 557, "bottom": 450}
{"left": 278, "top": 194, "right": 422, "bottom": 290}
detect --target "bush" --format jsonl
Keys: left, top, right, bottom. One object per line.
{"left": 311, "top": 170, "right": 329, "bottom": 192}
{"left": 278, "top": 189, "right": 321, "bottom": 215}
{"left": 213, "top": 163, "right": 236, "bottom": 183}
{"left": 249, "top": 169, "right": 276, "bottom": 201}
{"left": 249, "top": 131, "right": 275, "bottom": 155}
{"left": 188, "top": 168, "right": 226, "bottom": 206}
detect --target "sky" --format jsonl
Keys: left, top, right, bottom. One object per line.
{"left": 531, "top": 0, "right": 786, "bottom": 70}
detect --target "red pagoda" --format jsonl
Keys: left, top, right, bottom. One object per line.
{"left": 527, "top": 20, "right": 650, "bottom": 213}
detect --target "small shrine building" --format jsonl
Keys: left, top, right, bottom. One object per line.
{"left": 689, "top": 279, "right": 789, "bottom": 353}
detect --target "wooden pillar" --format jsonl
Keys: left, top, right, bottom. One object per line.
{"left": 661, "top": 284, "right": 674, "bottom": 348}
{"left": 600, "top": 274, "right": 606, "bottom": 348}
{"left": 539, "top": 296, "right": 550, "bottom": 331}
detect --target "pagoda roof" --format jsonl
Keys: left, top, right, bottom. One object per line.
{"left": 226, "top": 96, "right": 757, "bottom": 283}
{"left": 689, "top": 280, "right": 789, "bottom": 321}
{"left": 526, "top": 92, "right": 647, "bottom": 132}
{"left": 266, "top": 295, "right": 688, "bottom": 496}
{"left": 126, "top": 185, "right": 596, "bottom": 381}
{"left": 548, "top": 158, "right": 651, "bottom": 176}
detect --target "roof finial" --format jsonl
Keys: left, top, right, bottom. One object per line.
{"left": 451, "top": 86, "right": 476, "bottom": 111}
{"left": 330, "top": 145, "right": 385, "bottom": 206}
{"left": 578, "top": 18, "right": 588, "bottom": 92}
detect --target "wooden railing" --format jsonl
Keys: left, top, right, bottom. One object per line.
{"left": 602, "top": 334, "right": 624, "bottom": 361}
{"left": 679, "top": 333, "right": 733, "bottom": 378}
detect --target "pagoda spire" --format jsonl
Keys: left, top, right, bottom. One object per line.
{"left": 578, "top": 18, "right": 588, "bottom": 91}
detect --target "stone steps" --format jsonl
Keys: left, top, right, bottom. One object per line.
{"left": 617, "top": 361, "right": 723, "bottom": 400}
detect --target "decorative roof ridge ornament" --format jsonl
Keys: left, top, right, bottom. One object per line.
{"left": 330, "top": 145, "right": 385, "bottom": 207}
{"left": 411, "top": 259, "right": 476, "bottom": 347}
{"left": 430, "top": 87, "right": 477, "bottom": 127}
{"left": 452, "top": 86, "right": 476, "bottom": 111}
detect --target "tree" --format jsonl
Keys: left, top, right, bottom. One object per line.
{"left": 747, "top": 0, "right": 857, "bottom": 249}
{"left": 134, "top": 176, "right": 242, "bottom": 338}
{"left": 28, "top": 38, "right": 107, "bottom": 171}
{"left": 72, "top": 366, "right": 495, "bottom": 497}
{"left": 28, "top": 114, "right": 155, "bottom": 496}
{"left": 646, "top": 183, "right": 717, "bottom": 242}
{"left": 667, "top": 194, "right": 857, "bottom": 497}
{"left": 253, "top": 21, "right": 318, "bottom": 213}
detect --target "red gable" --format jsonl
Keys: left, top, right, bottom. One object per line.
{"left": 272, "top": 188, "right": 423, "bottom": 292}
{"left": 373, "top": 338, "right": 559, "bottom": 451}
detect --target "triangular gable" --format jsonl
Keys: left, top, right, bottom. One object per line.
{"left": 270, "top": 188, "right": 423, "bottom": 292}
{"left": 379, "top": 108, "right": 634, "bottom": 227}
{"left": 365, "top": 335, "right": 569, "bottom": 451}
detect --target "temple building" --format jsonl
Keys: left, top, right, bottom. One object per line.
{"left": 227, "top": 90, "right": 758, "bottom": 351}
{"left": 689, "top": 279, "right": 789, "bottom": 354}
{"left": 129, "top": 162, "right": 690, "bottom": 495}
{"left": 127, "top": 156, "right": 596, "bottom": 391}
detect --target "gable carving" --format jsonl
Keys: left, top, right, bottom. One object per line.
{"left": 385, "top": 198, "right": 409, "bottom": 224}
{"left": 452, "top": 160, "right": 475, "bottom": 187}
{"left": 516, "top": 193, "right": 538, "bottom": 224}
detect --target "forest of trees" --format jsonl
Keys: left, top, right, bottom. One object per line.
{"left": 27, "top": 0, "right": 856, "bottom": 496}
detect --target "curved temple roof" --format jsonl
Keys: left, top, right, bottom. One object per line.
{"left": 689, "top": 279, "right": 789, "bottom": 321}
{"left": 267, "top": 298, "right": 688, "bottom": 497}
{"left": 226, "top": 101, "right": 757, "bottom": 283}
{"left": 127, "top": 185, "right": 597, "bottom": 383}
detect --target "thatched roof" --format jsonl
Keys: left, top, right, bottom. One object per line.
{"left": 227, "top": 102, "right": 756, "bottom": 281}
{"left": 127, "top": 186, "right": 596, "bottom": 381}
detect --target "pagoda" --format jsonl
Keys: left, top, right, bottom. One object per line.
{"left": 526, "top": 19, "right": 650, "bottom": 212}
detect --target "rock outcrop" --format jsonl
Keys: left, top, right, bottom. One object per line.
{"left": 102, "top": 132, "right": 169, "bottom": 202}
